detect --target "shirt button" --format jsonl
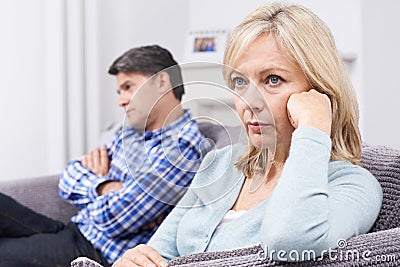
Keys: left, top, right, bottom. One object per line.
{"left": 204, "top": 234, "right": 209, "bottom": 243}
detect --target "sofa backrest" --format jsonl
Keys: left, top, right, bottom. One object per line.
{"left": 198, "top": 122, "right": 244, "bottom": 149}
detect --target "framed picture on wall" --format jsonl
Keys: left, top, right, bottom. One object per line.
{"left": 184, "top": 29, "right": 229, "bottom": 63}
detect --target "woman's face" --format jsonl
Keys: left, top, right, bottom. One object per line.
{"left": 232, "top": 34, "right": 310, "bottom": 149}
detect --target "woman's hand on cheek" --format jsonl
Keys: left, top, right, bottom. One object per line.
{"left": 286, "top": 89, "right": 332, "bottom": 136}
{"left": 112, "top": 244, "right": 168, "bottom": 267}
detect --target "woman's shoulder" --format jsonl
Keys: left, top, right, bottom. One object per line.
{"left": 328, "top": 160, "right": 383, "bottom": 196}
{"left": 199, "top": 143, "right": 246, "bottom": 169}
{"left": 189, "top": 143, "right": 246, "bottom": 190}
{"left": 328, "top": 160, "right": 374, "bottom": 178}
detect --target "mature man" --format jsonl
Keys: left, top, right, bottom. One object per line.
{"left": 0, "top": 45, "right": 209, "bottom": 266}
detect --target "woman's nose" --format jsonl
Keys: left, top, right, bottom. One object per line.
{"left": 241, "top": 84, "right": 266, "bottom": 112}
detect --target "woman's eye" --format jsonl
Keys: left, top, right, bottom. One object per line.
{"left": 266, "top": 75, "right": 285, "bottom": 86}
{"left": 232, "top": 77, "right": 247, "bottom": 89}
{"left": 268, "top": 75, "right": 282, "bottom": 85}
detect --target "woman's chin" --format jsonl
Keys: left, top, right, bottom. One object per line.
{"left": 249, "top": 134, "right": 275, "bottom": 149}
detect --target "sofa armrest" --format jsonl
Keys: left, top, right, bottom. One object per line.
{"left": 168, "top": 227, "right": 400, "bottom": 266}
{"left": 0, "top": 174, "right": 78, "bottom": 223}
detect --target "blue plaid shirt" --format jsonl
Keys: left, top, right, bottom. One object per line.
{"left": 59, "top": 111, "right": 210, "bottom": 264}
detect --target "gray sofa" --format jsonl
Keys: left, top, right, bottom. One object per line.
{"left": 2, "top": 123, "right": 400, "bottom": 266}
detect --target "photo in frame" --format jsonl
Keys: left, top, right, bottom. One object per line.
{"left": 184, "top": 29, "right": 229, "bottom": 63}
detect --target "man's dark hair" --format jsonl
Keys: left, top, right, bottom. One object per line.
{"left": 108, "top": 45, "right": 185, "bottom": 101}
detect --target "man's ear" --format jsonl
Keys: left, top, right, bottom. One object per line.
{"left": 156, "top": 71, "right": 171, "bottom": 95}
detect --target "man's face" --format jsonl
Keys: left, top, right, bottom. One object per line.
{"left": 116, "top": 72, "right": 160, "bottom": 130}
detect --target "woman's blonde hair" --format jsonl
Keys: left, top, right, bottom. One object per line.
{"left": 223, "top": 3, "right": 361, "bottom": 177}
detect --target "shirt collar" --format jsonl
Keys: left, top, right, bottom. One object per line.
{"left": 146, "top": 109, "right": 191, "bottom": 138}
{"left": 124, "top": 109, "right": 192, "bottom": 141}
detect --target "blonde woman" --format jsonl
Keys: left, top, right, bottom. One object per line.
{"left": 113, "top": 4, "right": 382, "bottom": 266}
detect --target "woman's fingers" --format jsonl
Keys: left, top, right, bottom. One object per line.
{"left": 287, "top": 89, "right": 332, "bottom": 135}
{"left": 113, "top": 257, "right": 139, "bottom": 267}
{"left": 137, "top": 245, "right": 168, "bottom": 267}
{"left": 114, "top": 245, "right": 168, "bottom": 267}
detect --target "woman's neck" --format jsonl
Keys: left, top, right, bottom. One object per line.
{"left": 270, "top": 142, "right": 290, "bottom": 166}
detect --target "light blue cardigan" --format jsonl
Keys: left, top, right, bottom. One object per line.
{"left": 147, "top": 127, "right": 383, "bottom": 261}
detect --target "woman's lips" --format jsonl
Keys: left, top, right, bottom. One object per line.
{"left": 247, "top": 121, "right": 273, "bottom": 132}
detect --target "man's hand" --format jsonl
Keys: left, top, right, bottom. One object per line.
{"left": 97, "top": 181, "right": 123, "bottom": 196}
{"left": 82, "top": 146, "right": 110, "bottom": 176}
{"left": 287, "top": 89, "right": 332, "bottom": 136}
{"left": 82, "top": 146, "right": 122, "bottom": 196}
{"left": 113, "top": 244, "right": 168, "bottom": 267}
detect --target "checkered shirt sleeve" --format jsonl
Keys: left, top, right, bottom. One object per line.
{"left": 58, "top": 112, "right": 211, "bottom": 263}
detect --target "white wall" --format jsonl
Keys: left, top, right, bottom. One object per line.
{"left": 361, "top": 0, "right": 400, "bottom": 148}
{"left": 0, "top": 0, "right": 72, "bottom": 181}
{"left": 0, "top": 0, "right": 48, "bottom": 180}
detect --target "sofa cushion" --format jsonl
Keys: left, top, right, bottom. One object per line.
{"left": 361, "top": 144, "right": 400, "bottom": 232}
{"left": 0, "top": 174, "right": 78, "bottom": 223}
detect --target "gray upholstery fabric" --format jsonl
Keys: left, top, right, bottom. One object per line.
{"left": 71, "top": 257, "right": 103, "bottom": 267}
{"left": 198, "top": 122, "right": 244, "bottom": 149}
{"left": 0, "top": 174, "right": 78, "bottom": 223}
{"left": 361, "top": 144, "right": 400, "bottom": 232}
